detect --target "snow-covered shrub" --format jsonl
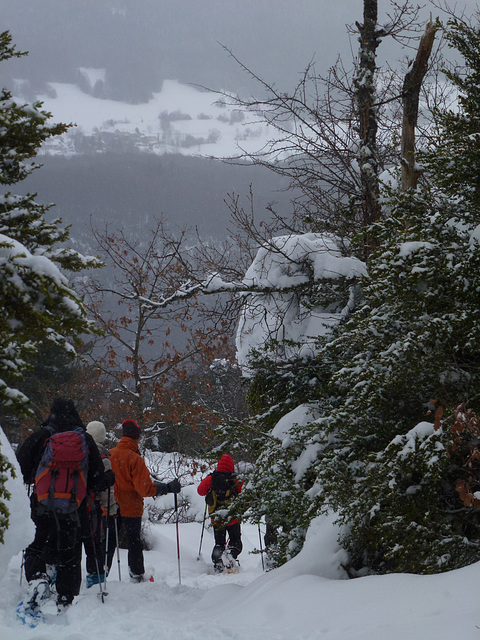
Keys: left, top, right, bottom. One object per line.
{"left": 334, "top": 417, "right": 480, "bottom": 574}
{"left": 227, "top": 232, "right": 365, "bottom": 567}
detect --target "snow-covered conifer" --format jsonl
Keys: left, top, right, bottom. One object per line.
{"left": 424, "top": 15, "right": 480, "bottom": 210}
{"left": 319, "top": 183, "right": 480, "bottom": 573}
{"left": 0, "top": 31, "right": 99, "bottom": 413}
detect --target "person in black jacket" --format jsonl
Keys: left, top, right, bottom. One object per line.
{"left": 16, "top": 397, "right": 113, "bottom": 611}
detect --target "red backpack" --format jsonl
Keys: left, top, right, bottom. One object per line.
{"left": 35, "top": 428, "right": 88, "bottom": 514}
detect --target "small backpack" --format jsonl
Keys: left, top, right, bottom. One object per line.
{"left": 206, "top": 470, "right": 238, "bottom": 512}
{"left": 35, "top": 428, "right": 89, "bottom": 515}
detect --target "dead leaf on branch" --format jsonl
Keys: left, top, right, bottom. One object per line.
{"left": 456, "top": 479, "right": 480, "bottom": 509}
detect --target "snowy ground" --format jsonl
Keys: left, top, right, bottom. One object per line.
{"left": 2, "top": 429, "right": 480, "bottom": 639}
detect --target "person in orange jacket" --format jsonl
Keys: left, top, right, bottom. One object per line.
{"left": 197, "top": 454, "right": 243, "bottom": 572}
{"left": 109, "top": 419, "right": 181, "bottom": 582}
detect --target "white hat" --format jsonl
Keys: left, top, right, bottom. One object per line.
{"left": 86, "top": 420, "right": 106, "bottom": 444}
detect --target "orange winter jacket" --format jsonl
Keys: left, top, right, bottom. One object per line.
{"left": 109, "top": 436, "right": 157, "bottom": 518}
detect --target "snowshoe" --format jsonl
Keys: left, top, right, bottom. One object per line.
{"left": 222, "top": 550, "right": 240, "bottom": 573}
{"left": 213, "top": 560, "right": 224, "bottom": 573}
{"left": 16, "top": 600, "right": 45, "bottom": 627}
{"left": 16, "top": 577, "right": 51, "bottom": 627}
{"left": 224, "top": 562, "right": 240, "bottom": 574}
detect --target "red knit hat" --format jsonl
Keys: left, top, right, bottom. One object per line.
{"left": 122, "top": 419, "right": 142, "bottom": 439}
{"left": 216, "top": 454, "right": 234, "bottom": 473}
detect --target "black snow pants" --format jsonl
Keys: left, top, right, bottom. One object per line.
{"left": 25, "top": 495, "right": 88, "bottom": 603}
{"left": 212, "top": 521, "right": 243, "bottom": 562}
{"left": 120, "top": 515, "right": 145, "bottom": 577}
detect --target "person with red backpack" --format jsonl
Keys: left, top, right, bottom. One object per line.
{"left": 16, "top": 398, "right": 112, "bottom": 612}
{"left": 197, "top": 454, "right": 244, "bottom": 573}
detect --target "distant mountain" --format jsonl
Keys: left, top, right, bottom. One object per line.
{"left": 3, "top": 0, "right": 468, "bottom": 108}
{"left": 10, "top": 78, "right": 292, "bottom": 243}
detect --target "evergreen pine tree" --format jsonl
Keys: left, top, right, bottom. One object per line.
{"left": 0, "top": 433, "right": 14, "bottom": 545}
{"left": 0, "top": 31, "right": 99, "bottom": 413}
{"left": 424, "top": 15, "right": 480, "bottom": 209}
{"left": 319, "top": 184, "right": 480, "bottom": 573}
{"left": 318, "top": 14, "right": 480, "bottom": 575}
{"left": 0, "top": 30, "right": 100, "bottom": 543}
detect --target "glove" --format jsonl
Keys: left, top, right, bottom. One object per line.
{"left": 166, "top": 478, "right": 181, "bottom": 494}
{"left": 155, "top": 482, "right": 168, "bottom": 496}
{"left": 103, "top": 468, "right": 116, "bottom": 488}
{"left": 155, "top": 478, "right": 181, "bottom": 496}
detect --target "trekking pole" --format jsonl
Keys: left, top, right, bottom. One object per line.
{"left": 94, "top": 549, "right": 106, "bottom": 602}
{"left": 258, "top": 522, "right": 265, "bottom": 571}
{"left": 174, "top": 493, "right": 181, "bottom": 586}
{"left": 20, "top": 549, "right": 26, "bottom": 586}
{"left": 197, "top": 502, "right": 207, "bottom": 560}
{"left": 88, "top": 508, "right": 107, "bottom": 602}
{"left": 104, "top": 488, "right": 111, "bottom": 590}
{"left": 114, "top": 516, "right": 122, "bottom": 581}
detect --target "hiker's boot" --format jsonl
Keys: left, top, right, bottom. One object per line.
{"left": 222, "top": 550, "right": 235, "bottom": 569}
{"left": 212, "top": 544, "right": 224, "bottom": 573}
{"left": 222, "top": 550, "right": 240, "bottom": 572}
{"left": 129, "top": 569, "right": 145, "bottom": 583}
{"left": 86, "top": 572, "right": 105, "bottom": 588}
{"left": 56, "top": 594, "right": 73, "bottom": 614}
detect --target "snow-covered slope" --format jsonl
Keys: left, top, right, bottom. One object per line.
{"left": 14, "top": 77, "right": 274, "bottom": 158}
{"left": 1, "top": 427, "right": 480, "bottom": 639}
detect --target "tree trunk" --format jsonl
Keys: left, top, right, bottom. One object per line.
{"left": 401, "top": 18, "right": 437, "bottom": 191}
{"left": 355, "top": 0, "right": 383, "bottom": 258}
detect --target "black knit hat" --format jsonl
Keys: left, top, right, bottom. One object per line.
{"left": 47, "top": 397, "right": 84, "bottom": 432}
{"left": 122, "top": 419, "right": 142, "bottom": 439}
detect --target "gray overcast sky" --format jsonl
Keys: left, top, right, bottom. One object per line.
{"left": 2, "top": 0, "right": 479, "bottom": 99}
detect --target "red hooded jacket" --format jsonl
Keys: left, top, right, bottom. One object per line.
{"left": 197, "top": 454, "right": 243, "bottom": 525}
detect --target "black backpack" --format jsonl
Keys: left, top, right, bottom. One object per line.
{"left": 206, "top": 470, "right": 237, "bottom": 512}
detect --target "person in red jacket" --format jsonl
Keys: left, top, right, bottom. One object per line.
{"left": 197, "top": 454, "right": 243, "bottom": 572}
{"left": 109, "top": 419, "right": 181, "bottom": 582}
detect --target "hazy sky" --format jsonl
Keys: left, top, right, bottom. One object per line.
{"left": 2, "top": 0, "right": 479, "bottom": 100}
{"left": 2, "top": 1, "right": 480, "bottom": 241}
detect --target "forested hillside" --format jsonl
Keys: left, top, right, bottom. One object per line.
{"left": 19, "top": 153, "right": 292, "bottom": 244}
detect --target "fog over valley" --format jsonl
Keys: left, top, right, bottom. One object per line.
{"left": 3, "top": 0, "right": 477, "bottom": 246}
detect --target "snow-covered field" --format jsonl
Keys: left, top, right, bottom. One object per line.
{"left": 13, "top": 77, "right": 275, "bottom": 158}
{"left": 1, "top": 428, "right": 480, "bottom": 640}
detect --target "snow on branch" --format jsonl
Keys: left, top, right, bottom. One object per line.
{"left": 138, "top": 233, "right": 366, "bottom": 311}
